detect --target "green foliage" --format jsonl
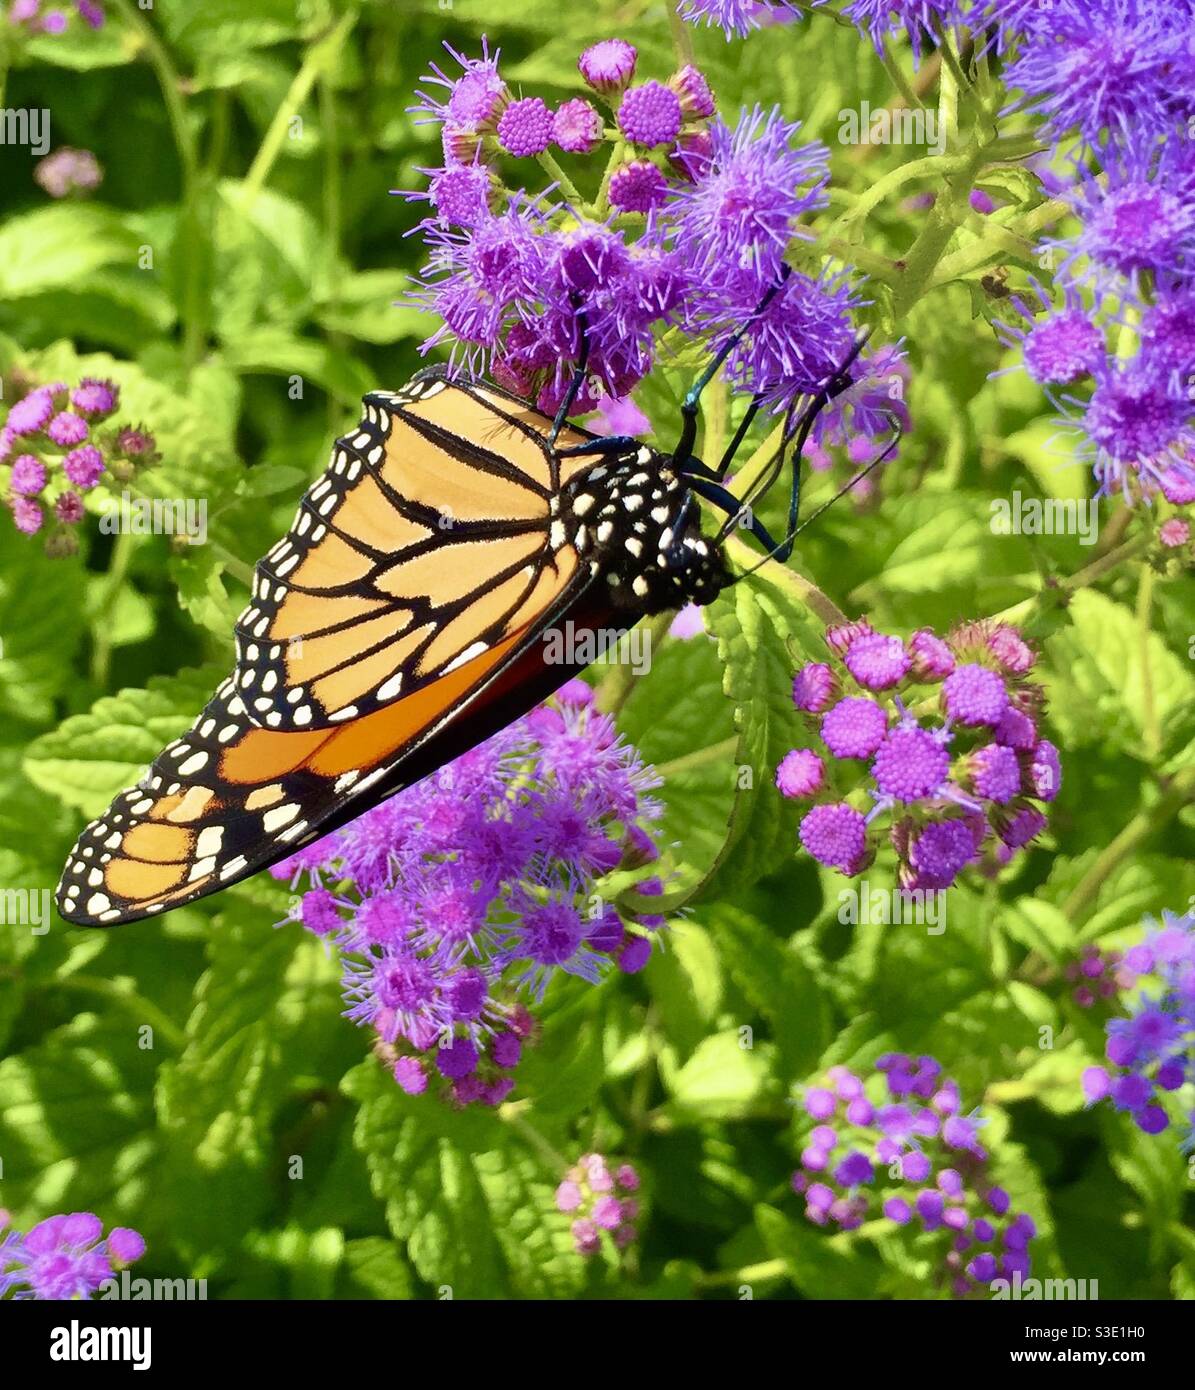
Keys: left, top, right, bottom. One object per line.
{"left": 0, "top": 0, "right": 1191, "bottom": 1305}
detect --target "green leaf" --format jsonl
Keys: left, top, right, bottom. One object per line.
{"left": 24, "top": 665, "right": 223, "bottom": 817}
{"left": 344, "top": 1062, "right": 584, "bottom": 1299}
{"left": 315, "top": 273, "right": 427, "bottom": 344}
{"left": 222, "top": 328, "right": 375, "bottom": 405}
{"left": 1001, "top": 419, "right": 1091, "bottom": 503}
{"left": 755, "top": 1201, "right": 882, "bottom": 1299}
{"left": 660, "top": 1030, "right": 778, "bottom": 1120}
{"left": 0, "top": 1012, "right": 158, "bottom": 1227}
{"left": 0, "top": 205, "right": 142, "bottom": 299}
{"left": 0, "top": 544, "right": 87, "bottom": 724}
{"left": 1044, "top": 590, "right": 1195, "bottom": 760}
{"left": 694, "top": 561, "right": 826, "bottom": 903}
{"left": 702, "top": 903, "right": 833, "bottom": 1077}
{"left": 644, "top": 921, "right": 724, "bottom": 1059}
{"left": 618, "top": 631, "right": 735, "bottom": 895}
{"left": 153, "top": 913, "right": 344, "bottom": 1255}
{"left": 338, "top": 1237, "right": 415, "bottom": 1300}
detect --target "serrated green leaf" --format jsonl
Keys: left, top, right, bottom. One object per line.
{"left": 343, "top": 1061, "right": 584, "bottom": 1298}
{"left": 702, "top": 903, "right": 833, "bottom": 1077}
{"left": 1044, "top": 590, "right": 1195, "bottom": 760}
{"left": 153, "top": 914, "right": 344, "bottom": 1255}
{"left": 0, "top": 1012, "right": 158, "bottom": 1227}
{"left": 24, "top": 665, "right": 223, "bottom": 816}
{"left": 693, "top": 556, "right": 826, "bottom": 903}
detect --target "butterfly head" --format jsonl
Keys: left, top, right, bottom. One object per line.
{"left": 560, "top": 446, "right": 730, "bottom": 615}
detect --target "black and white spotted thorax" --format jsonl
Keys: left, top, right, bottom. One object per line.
{"left": 555, "top": 444, "right": 730, "bottom": 614}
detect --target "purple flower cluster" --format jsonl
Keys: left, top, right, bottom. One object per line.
{"left": 841, "top": 0, "right": 966, "bottom": 67}
{"left": 1081, "top": 909, "right": 1195, "bottom": 1147}
{"left": 792, "top": 1055, "right": 1038, "bottom": 1296}
{"left": 273, "top": 685, "right": 668, "bottom": 1107}
{"left": 6, "top": 0, "right": 104, "bottom": 34}
{"left": 402, "top": 39, "right": 863, "bottom": 415}
{"left": 678, "top": 1, "right": 800, "bottom": 41}
{"left": 991, "top": 2, "right": 1195, "bottom": 503}
{"left": 781, "top": 618, "right": 1059, "bottom": 888}
{"left": 1, "top": 374, "right": 155, "bottom": 552}
{"left": 1064, "top": 944, "right": 1124, "bottom": 1010}
{"left": 0, "top": 1209, "right": 144, "bottom": 1299}
{"left": 554, "top": 1153, "right": 641, "bottom": 1255}
{"left": 35, "top": 146, "right": 103, "bottom": 198}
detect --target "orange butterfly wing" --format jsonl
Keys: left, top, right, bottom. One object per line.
{"left": 233, "top": 374, "right": 604, "bottom": 732}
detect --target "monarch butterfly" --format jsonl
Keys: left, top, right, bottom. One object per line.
{"left": 56, "top": 300, "right": 885, "bottom": 928}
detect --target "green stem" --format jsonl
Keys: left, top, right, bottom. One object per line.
{"left": 113, "top": 0, "right": 206, "bottom": 370}
{"left": 832, "top": 154, "right": 971, "bottom": 231}
{"left": 1136, "top": 562, "right": 1159, "bottom": 761}
{"left": 726, "top": 534, "right": 849, "bottom": 626}
{"left": 933, "top": 28, "right": 971, "bottom": 98}
{"left": 594, "top": 611, "right": 672, "bottom": 717}
{"left": 987, "top": 533, "right": 1151, "bottom": 629}
{"left": 498, "top": 1105, "right": 570, "bottom": 1172}
{"left": 208, "top": 541, "right": 256, "bottom": 589}
{"left": 1062, "top": 766, "right": 1195, "bottom": 925}
{"left": 823, "top": 235, "right": 905, "bottom": 282}
{"left": 240, "top": 11, "right": 357, "bottom": 206}
{"left": 667, "top": 0, "right": 697, "bottom": 65}
{"left": 319, "top": 70, "right": 344, "bottom": 433}
{"left": 536, "top": 150, "right": 592, "bottom": 215}
{"left": 878, "top": 39, "right": 922, "bottom": 110}
{"left": 91, "top": 530, "right": 137, "bottom": 688}
{"left": 926, "top": 196, "right": 1069, "bottom": 291}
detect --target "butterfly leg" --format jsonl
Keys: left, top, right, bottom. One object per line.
{"left": 555, "top": 435, "right": 640, "bottom": 458}
{"left": 549, "top": 301, "right": 593, "bottom": 446}
{"left": 670, "top": 269, "right": 791, "bottom": 469}
{"left": 684, "top": 475, "right": 779, "bottom": 551}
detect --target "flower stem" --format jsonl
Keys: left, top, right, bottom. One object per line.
{"left": 726, "top": 533, "right": 850, "bottom": 627}
{"left": 113, "top": 0, "right": 206, "bottom": 371}
{"left": 536, "top": 150, "right": 593, "bottom": 217}
{"left": 667, "top": 0, "right": 697, "bottom": 66}
{"left": 1062, "top": 766, "right": 1195, "bottom": 926}
{"left": 91, "top": 530, "right": 136, "bottom": 688}
{"left": 1136, "top": 562, "right": 1159, "bottom": 760}
{"left": 240, "top": 11, "right": 357, "bottom": 206}
{"left": 987, "top": 533, "right": 1151, "bottom": 628}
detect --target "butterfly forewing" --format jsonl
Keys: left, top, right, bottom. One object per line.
{"left": 232, "top": 375, "right": 603, "bottom": 733}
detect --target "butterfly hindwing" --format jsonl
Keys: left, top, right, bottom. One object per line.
{"left": 57, "top": 584, "right": 606, "bottom": 927}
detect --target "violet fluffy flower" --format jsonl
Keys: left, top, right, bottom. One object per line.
{"left": 842, "top": 0, "right": 966, "bottom": 67}
{"left": 274, "top": 697, "right": 668, "bottom": 1106}
{"left": 34, "top": 146, "right": 103, "bottom": 198}
{"left": 555, "top": 1154, "right": 641, "bottom": 1254}
{"left": 1082, "top": 909, "right": 1195, "bottom": 1147}
{"left": 792, "top": 1056, "right": 1038, "bottom": 1296}
{"left": 402, "top": 43, "right": 862, "bottom": 418}
{"left": 0, "top": 1210, "right": 145, "bottom": 1300}
{"left": 1071, "top": 359, "right": 1195, "bottom": 498}
{"left": 3, "top": 374, "right": 128, "bottom": 547}
{"left": 578, "top": 38, "right": 637, "bottom": 94}
{"left": 784, "top": 619, "right": 1057, "bottom": 889}
{"left": 1001, "top": 0, "right": 1194, "bottom": 150}
{"left": 678, "top": 0, "right": 797, "bottom": 40}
